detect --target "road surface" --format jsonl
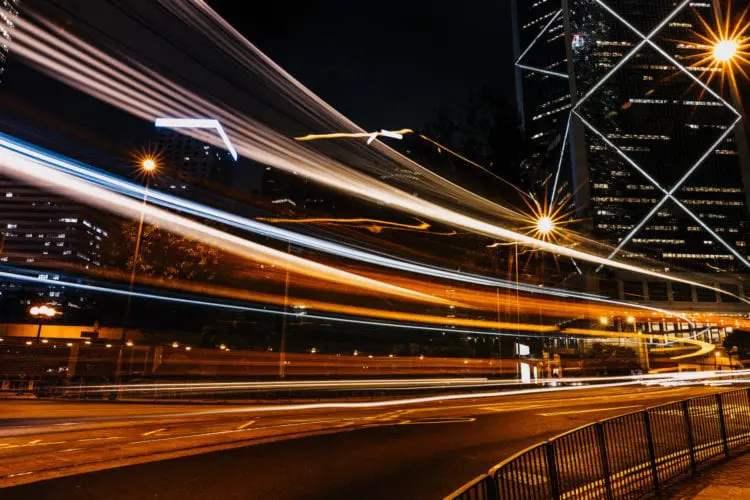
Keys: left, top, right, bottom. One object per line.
{"left": 0, "top": 382, "right": 729, "bottom": 498}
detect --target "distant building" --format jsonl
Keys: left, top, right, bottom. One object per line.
{"left": 154, "top": 128, "right": 233, "bottom": 187}
{"left": 0, "top": 1, "right": 20, "bottom": 85}
{"left": 513, "top": 0, "right": 750, "bottom": 272}
{"left": 0, "top": 178, "right": 109, "bottom": 269}
{"left": 0, "top": 0, "right": 111, "bottom": 314}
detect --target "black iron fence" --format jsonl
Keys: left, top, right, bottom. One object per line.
{"left": 447, "top": 387, "right": 750, "bottom": 500}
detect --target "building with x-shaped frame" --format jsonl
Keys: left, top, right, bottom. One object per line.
{"left": 512, "top": 0, "right": 750, "bottom": 278}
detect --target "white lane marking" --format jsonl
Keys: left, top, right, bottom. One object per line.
{"left": 6, "top": 471, "right": 33, "bottom": 478}
{"left": 77, "top": 436, "right": 124, "bottom": 442}
{"left": 236, "top": 420, "right": 256, "bottom": 430}
{"left": 399, "top": 417, "right": 476, "bottom": 425}
{"left": 538, "top": 405, "right": 643, "bottom": 417}
{"left": 141, "top": 428, "right": 167, "bottom": 436}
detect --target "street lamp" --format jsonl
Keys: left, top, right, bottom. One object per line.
{"left": 536, "top": 216, "right": 554, "bottom": 236}
{"left": 30, "top": 305, "right": 57, "bottom": 342}
{"left": 713, "top": 39, "right": 738, "bottom": 63}
{"left": 626, "top": 316, "right": 637, "bottom": 333}
{"left": 599, "top": 316, "right": 609, "bottom": 326}
{"left": 141, "top": 158, "right": 157, "bottom": 172}
{"left": 122, "top": 157, "right": 158, "bottom": 341}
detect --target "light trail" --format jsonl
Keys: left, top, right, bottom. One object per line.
{"left": 8, "top": 7, "right": 745, "bottom": 301}
{"left": 0, "top": 132, "right": 701, "bottom": 321}
{"left": 71, "top": 370, "right": 750, "bottom": 395}
{"left": 563, "top": 328, "right": 714, "bottom": 360}
{"left": 295, "top": 128, "right": 413, "bottom": 144}
{"left": 148, "top": 371, "right": 750, "bottom": 418}
{"left": 0, "top": 267, "right": 667, "bottom": 348}
{"left": 0, "top": 146, "right": 445, "bottom": 306}
{"left": 255, "top": 216, "right": 433, "bottom": 234}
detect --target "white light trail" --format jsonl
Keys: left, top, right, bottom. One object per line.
{"left": 151, "top": 371, "right": 750, "bottom": 417}
{"left": 155, "top": 117, "right": 238, "bottom": 160}
{"left": 0, "top": 132, "right": 710, "bottom": 319}
{"left": 0, "top": 147, "right": 444, "bottom": 305}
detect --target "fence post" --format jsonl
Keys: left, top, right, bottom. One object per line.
{"left": 486, "top": 474, "right": 499, "bottom": 500}
{"left": 682, "top": 399, "right": 697, "bottom": 474}
{"left": 545, "top": 441, "right": 561, "bottom": 500}
{"left": 595, "top": 423, "right": 614, "bottom": 500}
{"left": 715, "top": 393, "right": 730, "bottom": 457}
{"left": 642, "top": 410, "right": 660, "bottom": 492}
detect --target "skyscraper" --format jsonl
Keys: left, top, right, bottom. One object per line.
{"left": 514, "top": 0, "right": 750, "bottom": 273}
{"left": 511, "top": 0, "right": 572, "bottom": 192}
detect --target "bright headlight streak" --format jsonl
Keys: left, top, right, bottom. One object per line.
{"left": 7, "top": 9, "right": 745, "bottom": 302}
{"left": 0, "top": 150, "right": 445, "bottom": 306}
{"left": 0, "top": 134, "right": 700, "bottom": 322}
{"left": 70, "top": 370, "right": 750, "bottom": 394}
{"left": 136, "top": 379, "right": 694, "bottom": 418}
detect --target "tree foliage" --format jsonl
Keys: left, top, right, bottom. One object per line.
{"left": 109, "top": 221, "right": 220, "bottom": 282}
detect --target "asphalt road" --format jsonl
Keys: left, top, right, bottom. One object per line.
{"left": 0, "top": 383, "right": 728, "bottom": 499}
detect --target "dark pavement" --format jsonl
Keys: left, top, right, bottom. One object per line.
{"left": 1, "top": 385, "right": 725, "bottom": 499}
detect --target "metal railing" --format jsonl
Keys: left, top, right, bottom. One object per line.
{"left": 447, "top": 387, "right": 750, "bottom": 500}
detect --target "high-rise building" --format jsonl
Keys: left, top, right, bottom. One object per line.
{"left": 511, "top": 0, "right": 572, "bottom": 192}
{"left": 0, "top": 178, "right": 109, "bottom": 269}
{"left": 514, "top": 0, "right": 750, "bottom": 273}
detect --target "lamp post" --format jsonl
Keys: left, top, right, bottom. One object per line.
{"left": 30, "top": 305, "right": 57, "bottom": 342}
{"left": 122, "top": 158, "right": 157, "bottom": 342}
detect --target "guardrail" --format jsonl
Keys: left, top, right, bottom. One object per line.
{"left": 447, "top": 387, "right": 750, "bottom": 500}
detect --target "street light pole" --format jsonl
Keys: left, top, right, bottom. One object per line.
{"left": 121, "top": 159, "right": 156, "bottom": 342}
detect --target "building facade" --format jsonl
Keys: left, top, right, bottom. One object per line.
{"left": 511, "top": 0, "right": 572, "bottom": 192}
{"left": 513, "top": 0, "right": 750, "bottom": 273}
{"left": 154, "top": 128, "right": 232, "bottom": 187}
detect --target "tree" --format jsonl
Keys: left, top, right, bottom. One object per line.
{"left": 108, "top": 222, "right": 221, "bottom": 282}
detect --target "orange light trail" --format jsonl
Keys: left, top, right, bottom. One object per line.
{"left": 295, "top": 129, "right": 414, "bottom": 142}
{"left": 256, "top": 216, "right": 432, "bottom": 234}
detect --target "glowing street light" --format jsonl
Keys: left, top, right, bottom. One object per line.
{"left": 536, "top": 216, "right": 555, "bottom": 235}
{"left": 714, "top": 39, "right": 738, "bottom": 63}
{"left": 141, "top": 158, "right": 157, "bottom": 172}
{"left": 599, "top": 316, "right": 609, "bottom": 326}
{"left": 30, "top": 304, "right": 57, "bottom": 342}
{"left": 626, "top": 316, "right": 636, "bottom": 324}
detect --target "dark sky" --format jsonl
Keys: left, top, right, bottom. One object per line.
{"left": 208, "top": 0, "right": 515, "bottom": 130}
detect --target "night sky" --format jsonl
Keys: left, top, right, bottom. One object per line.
{"left": 208, "top": 0, "right": 516, "bottom": 130}
{"left": 1, "top": 1, "right": 748, "bottom": 158}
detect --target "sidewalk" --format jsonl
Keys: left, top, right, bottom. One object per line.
{"left": 666, "top": 450, "right": 750, "bottom": 499}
